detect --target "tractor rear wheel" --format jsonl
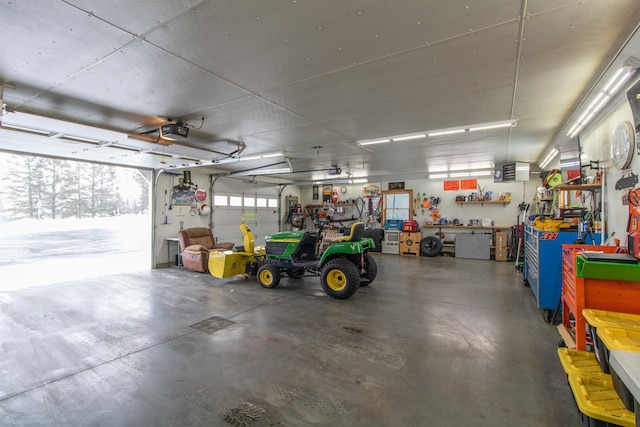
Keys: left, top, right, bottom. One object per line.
{"left": 286, "top": 268, "right": 306, "bottom": 278}
{"left": 360, "top": 253, "right": 377, "bottom": 286}
{"left": 257, "top": 264, "right": 281, "bottom": 289}
{"left": 321, "top": 258, "right": 360, "bottom": 299}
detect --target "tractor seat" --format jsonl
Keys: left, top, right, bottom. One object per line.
{"left": 332, "top": 222, "right": 364, "bottom": 243}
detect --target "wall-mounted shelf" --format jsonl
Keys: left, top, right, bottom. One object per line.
{"left": 456, "top": 201, "right": 510, "bottom": 207}
{"left": 422, "top": 225, "right": 511, "bottom": 229}
{"left": 556, "top": 183, "right": 602, "bottom": 191}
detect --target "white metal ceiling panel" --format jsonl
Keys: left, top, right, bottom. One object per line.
{"left": 0, "top": 0, "right": 639, "bottom": 181}
{"left": 262, "top": 21, "right": 519, "bottom": 141}
{"left": 0, "top": 1, "right": 135, "bottom": 91}
{"left": 50, "top": 39, "right": 250, "bottom": 120}
{"left": 180, "top": 96, "right": 312, "bottom": 142}
{"left": 64, "top": 0, "right": 204, "bottom": 36}
{"left": 143, "top": 0, "right": 522, "bottom": 93}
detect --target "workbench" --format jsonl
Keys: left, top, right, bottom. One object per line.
{"left": 421, "top": 225, "right": 510, "bottom": 259}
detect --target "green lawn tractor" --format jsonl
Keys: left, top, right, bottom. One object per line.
{"left": 256, "top": 221, "right": 377, "bottom": 299}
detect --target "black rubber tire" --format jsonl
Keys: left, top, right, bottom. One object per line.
{"left": 320, "top": 258, "right": 360, "bottom": 299}
{"left": 360, "top": 253, "right": 378, "bottom": 286}
{"left": 420, "top": 236, "right": 442, "bottom": 257}
{"left": 370, "top": 229, "right": 384, "bottom": 252}
{"left": 286, "top": 268, "right": 306, "bottom": 278}
{"left": 257, "top": 264, "right": 281, "bottom": 289}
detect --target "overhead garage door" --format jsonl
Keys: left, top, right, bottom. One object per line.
{"left": 0, "top": 153, "right": 151, "bottom": 291}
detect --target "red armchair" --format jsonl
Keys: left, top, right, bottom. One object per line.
{"left": 177, "top": 227, "right": 234, "bottom": 273}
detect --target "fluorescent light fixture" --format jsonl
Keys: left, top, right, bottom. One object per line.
{"left": 358, "top": 138, "right": 390, "bottom": 146}
{"left": 392, "top": 134, "right": 427, "bottom": 142}
{"left": 351, "top": 178, "right": 368, "bottom": 183}
{"left": 567, "top": 56, "right": 640, "bottom": 138}
{"left": 449, "top": 164, "right": 470, "bottom": 171}
{"left": 357, "top": 120, "right": 515, "bottom": 146}
{"left": 234, "top": 152, "right": 284, "bottom": 162}
{"left": 449, "top": 172, "right": 470, "bottom": 178}
{"left": 468, "top": 121, "right": 515, "bottom": 132}
{"left": 238, "top": 155, "right": 262, "bottom": 161}
{"left": 232, "top": 167, "right": 291, "bottom": 176}
{"left": 427, "top": 128, "right": 466, "bottom": 137}
{"left": 470, "top": 170, "right": 492, "bottom": 176}
{"left": 540, "top": 148, "right": 559, "bottom": 169}
{"left": 428, "top": 165, "right": 448, "bottom": 173}
{"left": 429, "top": 173, "right": 449, "bottom": 179}
{"left": 253, "top": 167, "right": 291, "bottom": 174}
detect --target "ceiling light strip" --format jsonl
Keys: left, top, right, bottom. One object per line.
{"left": 567, "top": 57, "right": 639, "bottom": 138}
{"left": 357, "top": 120, "right": 515, "bottom": 146}
{"left": 540, "top": 148, "right": 559, "bottom": 169}
{"left": 392, "top": 134, "right": 427, "bottom": 142}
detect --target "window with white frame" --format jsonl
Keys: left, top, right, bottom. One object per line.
{"left": 213, "top": 195, "right": 228, "bottom": 206}
{"left": 211, "top": 193, "right": 277, "bottom": 208}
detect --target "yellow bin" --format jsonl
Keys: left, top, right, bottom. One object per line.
{"left": 567, "top": 373, "right": 635, "bottom": 427}
{"left": 557, "top": 348, "right": 603, "bottom": 376}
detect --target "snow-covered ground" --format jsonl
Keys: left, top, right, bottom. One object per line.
{"left": 0, "top": 215, "right": 151, "bottom": 291}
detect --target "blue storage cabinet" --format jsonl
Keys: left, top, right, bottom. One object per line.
{"left": 524, "top": 225, "right": 601, "bottom": 320}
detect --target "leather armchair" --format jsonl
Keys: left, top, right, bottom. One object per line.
{"left": 177, "top": 227, "right": 234, "bottom": 273}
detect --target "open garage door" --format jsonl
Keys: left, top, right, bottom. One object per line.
{"left": 0, "top": 153, "right": 151, "bottom": 291}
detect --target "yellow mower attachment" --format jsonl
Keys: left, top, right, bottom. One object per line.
{"left": 208, "top": 224, "right": 262, "bottom": 279}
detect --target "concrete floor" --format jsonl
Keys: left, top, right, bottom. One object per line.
{"left": 0, "top": 254, "right": 581, "bottom": 426}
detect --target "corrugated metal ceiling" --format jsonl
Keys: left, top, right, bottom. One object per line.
{"left": 0, "top": 0, "right": 638, "bottom": 182}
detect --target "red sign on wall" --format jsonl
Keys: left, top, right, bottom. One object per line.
{"left": 443, "top": 180, "right": 460, "bottom": 191}
{"left": 460, "top": 179, "right": 478, "bottom": 190}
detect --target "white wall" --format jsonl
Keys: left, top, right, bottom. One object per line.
{"left": 575, "top": 100, "right": 638, "bottom": 244}
{"left": 154, "top": 171, "right": 292, "bottom": 266}
{"left": 153, "top": 169, "right": 539, "bottom": 265}
{"left": 297, "top": 177, "right": 538, "bottom": 234}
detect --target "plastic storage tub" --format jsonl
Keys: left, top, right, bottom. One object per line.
{"left": 384, "top": 219, "right": 403, "bottom": 230}
{"left": 557, "top": 348, "right": 603, "bottom": 376}
{"left": 583, "top": 309, "right": 640, "bottom": 331}
{"left": 583, "top": 309, "right": 640, "bottom": 374}
{"left": 609, "top": 350, "right": 640, "bottom": 416}
{"left": 595, "top": 327, "right": 640, "bottom": 375}
{"left": 567, "top": 373, "right": 635, "bottom": 427}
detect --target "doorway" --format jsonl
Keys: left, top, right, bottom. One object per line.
{"left": 381, "top": 189, "right": 414, "bottom": 226}
{"left": 0, "top": 153, "right": 152, "bottom": 291}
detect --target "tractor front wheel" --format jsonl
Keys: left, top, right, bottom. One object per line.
{"left": 257, "top": 264, "right": 281, "bottom": 289}
{"left": 320, "top": 258, "right": 360, "bottom": 299}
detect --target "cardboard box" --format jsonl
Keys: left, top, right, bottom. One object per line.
{"left": 495, "top": 245, "right": 508, "bottom": 261}
{"left": 495, "top": 231, "right": 508, "bottom": 247}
